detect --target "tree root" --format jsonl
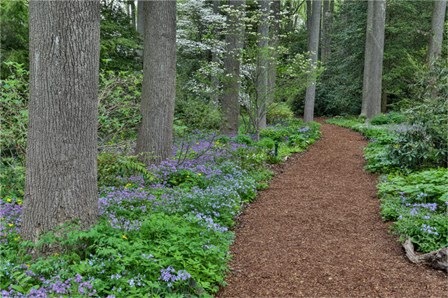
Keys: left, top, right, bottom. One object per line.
{"left": 403, "top": 238, "right": 448, "bottom": 272}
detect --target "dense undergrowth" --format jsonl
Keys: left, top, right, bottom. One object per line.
{"left": 327, "top": 114, "right": 448, "bottom": 254}
{"left": 1, "top": 119, "right": 320, "bottom": 297}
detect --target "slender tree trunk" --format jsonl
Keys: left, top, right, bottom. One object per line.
{"left": 361, "top": 0, "right": 373, "bottom": 116}
{"left": 306, "top": 0, "right": 312, "bottom": 30}
{"left": 256, "top": 0, "right": 271, "bottom": 130}
{"left": 428, "top": 0, "right": 447, "bottom": 69}
{"left": 303, "top": 0, "right": 322, "bottom": 122}
{"left": 23, "top": 0, "right": 100, "bottom": 243}
{"left": 364, "top": 0, "right": 386, "bottom": 120}
{"left": 268, "top": 0, "right": 281, "bottom": 118}
{"left": 129, "top": 0, "right": 136, "bottom": 30}
{"left": 137, "top": 0, "right": 144, "bottom": 35}
{"left": 321, "top": 0, "right": 333, "bottom": 63}
{"left": 222, "top": 0, "right": 244, "bottom": 135}
{"left": 136, "top": 1, "right": 176, "bottom": 164}
{"left": 211, "top": 0, "right": 221, "bottom": 106}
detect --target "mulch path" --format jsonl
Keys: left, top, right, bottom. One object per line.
{"left": 218, "top": 123, "right": 447, "bottom": 297}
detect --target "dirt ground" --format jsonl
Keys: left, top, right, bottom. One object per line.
{"left": 218, "top": 123, "right": 447, "bottom": 298}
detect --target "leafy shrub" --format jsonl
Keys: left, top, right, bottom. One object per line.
{"left": 0, "top": 158, "right": 25, "bottom": 199}
{"left": 370, "top": 112, "right": 406, "bottom": 125}
{"left": 98, "top": 153, "right": 154, "bottom": 188}
{"left": 387, "top": 101, "right": 448, "bottom": 170}
{"left": 267, "top": 102, "right": 294, "bottom": 124}
{"left": 0, "top": 62, "right": 28, "bottom": 159}
{"left": 175, "top": 98, "right": 222, "bottom": 131}
{"left": 379, "top": 169, "right": 448, "bottom": 252}
{"left": 384, "top": 60, "right": 448, "bottom": 171}
{"left": 98, "top": 70, "right": 142, "bottom": 143}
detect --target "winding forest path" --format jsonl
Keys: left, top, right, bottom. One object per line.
{"left": 218, "top": 123, "right": 447, "bottom": 297}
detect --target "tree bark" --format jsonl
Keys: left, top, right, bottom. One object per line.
{"left": 129, "top": 0, "right": 136, "bottom": 30}
{"left": 268, "top": 0, "right": 281, "bottom": 122}
{"left": 137, "top": 0, "right": 144, "bottom": 35}
{"left": 320, "top": 0, "right": 333, "bottom": 63}
{"left": 222, "top": 0, "right": 244, "bottom": 135}
{"left": 428, "top": 0, "right": 447, "bottom": 69}
{"left": 23, "top": 0, "right": 100, "bottom": 243}
{"left": 256, "top": 0, "right": 271, "bottom": 130}
{"left": 136, "top": 1, "right": 176, "bottom": 164}
{"left": 361, "top": 0, "right": 373, "bottom": 117}
{"left": 211, "top": 0, "right": 221, "bottom": 106}
{"left": 364, "top": 0, "right": 386, "bottom": 120}
{"left": 303, "top": 0, "right": 322, "bottom": 123}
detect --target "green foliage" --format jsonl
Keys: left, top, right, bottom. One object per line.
{"left": 0, "top": 62, "right": 29, "bottom": 159}
{"left": 382, "top": 0, "right": 432, "bottom": 104}
{"left": 98, "top": 70, "right": 142, "bottom": 143}
{"left": 316, "top": 1, "right": 367, "bottom": 115}
{"left": 3, "top": 213, "right": 232, "bottom": 296}
{"left": 99, "top": 0, "right": 142, "bottom": 71}
{"left": 0, "top": 0, "right": 28, "bottom": 78}
{"left": 370, "top": 112, "right": 406, "bottom": 125}
{"left": 266, "top": 102, "right": 294, "bottom": 124}
{"left": 175, "top": 98, "right": 222, "bottom": 131}
{"left": 0, "top": 158, "right": 25, "bottom": 199}
{"left": 387, "top": 63, "right": 448, "bottom": 171}
{"left": 165, "top": 169, "right": 207, "bottom": 189}
{"left": 97, "top": 153, "right": 154, "bottom": 188}
{"left": 378, "top": 169, "right": 448, "bottom": 252}
{"left": 276, "top": 53, "right": 316, "bottom": 116}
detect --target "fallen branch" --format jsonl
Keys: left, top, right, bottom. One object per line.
{"left": 403, "top": 238, "right": 448, "bottom": 272}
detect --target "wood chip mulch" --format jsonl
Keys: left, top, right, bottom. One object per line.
{"left": 218, "top": 123, "right": 447, "bottom": 297}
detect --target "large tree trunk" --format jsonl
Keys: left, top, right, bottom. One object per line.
{"left": 23, "top": 0, "right": 100, "bottom": 243}
{"left": 137, "top": 0, "right": 144, "bottom": 35}
{"left": 256, "top": 0, "right": 271, "bottom": 130}
{"left": 303, "top": 0, "right": 322, "bottom": 123}
{"left": 136, "top": 1, "right": 176, "bottom": 164}
{"left": 361, "top": 0, "right": 374, "bottom": 117}
{"left": 222, "top": 0, "right": 245, "bottom": 135}
{"left": 363, "top": 0, "right": 386, "bottom": 120}
{"left": 320, "top": 0, "right": 333, "bottom": 63}
{"left": 427, "top": 0, "right": 447, "bottom": 69}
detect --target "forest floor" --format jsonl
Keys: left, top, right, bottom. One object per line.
{"left": 218, "top": 122, "right": 447, "bottom": 297}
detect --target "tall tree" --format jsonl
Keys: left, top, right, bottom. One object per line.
{"left": 303, "top": 0, "right": 322, "bottom": 122}
{"left": 256, "top": 0, "right": 271, "bottom": 130}
{"left": 268, "top": 0, "right": 281, "bottom": 120}
{"left": 129, "top": 0, "right": 136, "bottom": 30}
{"left": 22, "top": 0, "right": 101, "bottom": 243}
{"left": 320, "top": 0, "right": 334, "bottom": 63}
{"left": 427, "top": 0, "right": 447, "bottom": 69}
{"left": 222, "top": 0, "right": 245, "bottom": 135}
{"left": 211, "top": 0, "right": 221, "bottom": 106}
{"left": 136, "top": 0, "right": 176, "bottom": 164}
{"left": 360, "top": 0, "right": 374, "bottom": 116}
{"left": 361, "top": 0, "right": 386, "bottom": 120}
{"left": 137, "top": 0, "right": 144, "bottom": 35}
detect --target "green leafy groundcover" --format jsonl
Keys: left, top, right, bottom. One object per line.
{"left": 0, "top": 119, "right": 321, "bottom": 297}
{"left": 327, "top": 116, "right": 448, "bottom": 254}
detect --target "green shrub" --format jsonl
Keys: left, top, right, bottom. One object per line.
{"left": 379, "top": 169, "right": 448, "bottom": 252}
{"left": 0, "top": 62, "right": 28, "bottom": 159}
{"left": 387, "top": 100, "right": 448, "bottom": 170}
{"left": 266, "top": 102, "right": 294, "bottom": 124}
{"left": 97, "top": 153, "right": 154, "bottom": 188}
{"left": 370, "top": 112, "right": 406, "bottom": 125}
